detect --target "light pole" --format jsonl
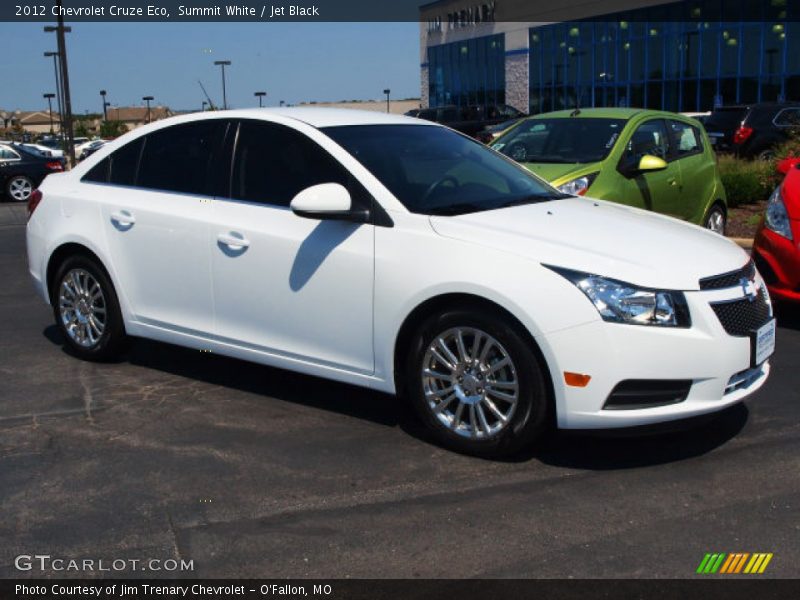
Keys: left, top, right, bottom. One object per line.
{"left": 100, "top": 90, "right": 109, "bottom": 121}
{"left": 43, "top": 93, "right": 55, "bottom": 133}
{"left": 202, "top": 101, "right": 208, "bottom": 112}
{"left": 279, "top": 100, "right": 285, "bottom": 107}
{"left": 254, "top": 91, "right": 266, "bottom": 107}
{"left": 383, "top": 88, "right": 391, "bottom": 113}
{"left": 43, "top": 51, "right": 63, "bottom": 139}
{"left": 142, "top": 96, "right": 154, "bottom": 124}
{"left": 45, "top": 14, "right": 75, "bottom": 166}
{"left": 214, "top": 60, "right": 231, "bottom": 109}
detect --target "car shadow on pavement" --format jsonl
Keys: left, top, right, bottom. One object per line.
{"left": 42, "top": 325, "right": 749, "bottom": 468}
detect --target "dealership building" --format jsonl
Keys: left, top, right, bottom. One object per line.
{"left": 419, "top": 0, "right": 800, "bottom": 114}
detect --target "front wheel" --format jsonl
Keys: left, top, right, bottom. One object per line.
{"left": 704, "top": 204, "right": 727, "bottom": 235}
{"left": 405, "top": 309, "right": 550, "bottom": 458}
{"left": 51, "top": 255, "right": 128, "bottom": 361}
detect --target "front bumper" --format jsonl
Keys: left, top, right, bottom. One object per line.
{"left": 541, "top": 284, "right": 772, "bottom": 429}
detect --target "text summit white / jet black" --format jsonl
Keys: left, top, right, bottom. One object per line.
{"left": 26, "top": 108, "right": 775, "bottom": 457}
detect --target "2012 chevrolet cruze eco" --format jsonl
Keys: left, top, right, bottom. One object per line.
{"left": 26, "top": 109, "right": 776, "bottom": 457}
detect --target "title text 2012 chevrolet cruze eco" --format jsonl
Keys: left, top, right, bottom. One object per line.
{"left": 26, "top": 109, "right": 776, "bottom": 457}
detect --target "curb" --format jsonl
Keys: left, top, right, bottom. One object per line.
{"left": 730, "top": 237, "right": 754, "bottom": 250}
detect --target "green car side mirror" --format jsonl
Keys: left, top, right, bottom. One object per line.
{"left": 638, "top": 154, "right": 668, "bottom": 172}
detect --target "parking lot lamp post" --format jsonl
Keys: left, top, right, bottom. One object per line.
{"left": 44, "top": 16, "right": 75, "bottom": 166}
{"left": 255, "top": 91, "right": 266, "bottom": 107}
{"left": 142, "top": 96, "right": 154, "bottom": 124}
{"left": 100, "top": 90, "right": 108, "bottom": 121}
{"left": 202, "top": 101, "right": 208, "bottom": 112}
{"left": 214, "top": 60, "right": 232, "bottom": 109}
{"left": 43, "top": 93, "right": 55, "bottom": 133}
{"left": 43, "top": 52, "right": 63, "bottom": 138}
{"left": 279, "top": 100, "right": 285, "bottom": 107}
{"left": 383, "top": 88, "right": 391, "bottom": 113}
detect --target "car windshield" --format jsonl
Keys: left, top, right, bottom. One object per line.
{"left": 322, "top": 124, "right": 567, "bottom": 215}
{"left": 492, "top": 117, "right": 627, "bottom": 164}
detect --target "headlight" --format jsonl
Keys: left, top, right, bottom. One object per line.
{"left": 547, "top": 266, "right": 691, "bottom": 327}
{"left": 765, "top": 186, "right": 793, "bottom": 240}
{"left": 557, "top": 173, "right": 598, "bottom": 196}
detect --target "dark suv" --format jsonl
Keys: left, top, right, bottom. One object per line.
{"left": 705, "top": 102, "right": 800, "bottom": 159}
{"left": 418, "top": 104, "right": 525, "bottom": 138}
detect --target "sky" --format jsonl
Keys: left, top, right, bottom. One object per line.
{"left": 0, "top": 22, "right": 421, "bottom": 114}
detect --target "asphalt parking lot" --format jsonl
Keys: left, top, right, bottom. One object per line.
{"left": 1, "top": 202, "right": 799, "bottom": 579}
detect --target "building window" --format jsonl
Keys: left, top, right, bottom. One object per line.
{"left": 427, "top": 34, "right": 505, "bottom": 108}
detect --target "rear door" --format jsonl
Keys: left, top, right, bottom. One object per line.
{"left": 96, "top": 120, "right": 225, "bottom": 334}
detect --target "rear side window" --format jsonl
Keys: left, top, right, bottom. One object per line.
{"left": 774, "top": 108, "right": 800, "bottom": 128}
{"left": 108, "top": 138, "right": 144, "bottom": 186}
{"left": 669, "top": 120, "right": 703, "bottom": 156}
{"left": 137, "top": 121, "right": 222, "bottom": 195}
{"left": 229, "top": 120, "right": 350, "bottom": 207}
{"left": 83, "top": 157, "right": 110, "bottom": 183}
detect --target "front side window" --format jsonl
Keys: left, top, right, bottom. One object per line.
{"left": 137, "top": 121, "right": 222, "bottom": 195}
{"left": 493, "top": 118, "right": 627, "bottom": 164}
{"left": 229, "top": 120, "right": 349, "bottom": 207}
{"left": 323, "top": 124, "right": 565, "bottom": 216}
{"left": 624, "top": 120, "right": 671, "bottom": 161}
{"left": 668, "top": 120, "right": 702, "bottom": 156}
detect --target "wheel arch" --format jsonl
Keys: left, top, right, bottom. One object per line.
{"left": 46, "top": 242, "right": 113, "bottom": 303}
{"left": 392, "top": 292, "right": 555, "bottom": 415}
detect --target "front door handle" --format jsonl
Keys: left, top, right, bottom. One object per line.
{"left": 217, "top": 232, "right": 250, "bottom": 250}
{"left": 110, "top": 210, "right": 136, "bottom": 226}
{"left": 667, "top": 177, "right": 678, "bottom": 186}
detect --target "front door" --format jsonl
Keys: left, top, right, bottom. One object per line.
{"left": 210, "top": 119, "right": 375, "bottom": 374}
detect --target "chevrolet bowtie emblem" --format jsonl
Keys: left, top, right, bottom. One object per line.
{"left": 740, "top": 277, "right": 758, "bottom": 303}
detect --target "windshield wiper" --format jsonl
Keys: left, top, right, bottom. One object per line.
{"left": 497, "top": 194, "right": 566, "bottom": 209}
{"left": 426, "top": 203, "right": 485, "bottom": 216}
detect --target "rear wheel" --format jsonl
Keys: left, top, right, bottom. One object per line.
{"left": 704, "top": 204, "right": 727, "bottom": 235}
{"left": 51, "top": 255, "right": 128, "bottom": 361}
{"left": 405, "top": 309, "right": 550, "bottom": 457}
{"left": 6, "top": 175, "right": 33, "bottom": 202}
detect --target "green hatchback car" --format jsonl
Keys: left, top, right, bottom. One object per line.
{"left": 491, "top": 108, "right": 728, "bottom": 234}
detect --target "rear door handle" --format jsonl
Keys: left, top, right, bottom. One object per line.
{"left": 110, "top": 210, "right": 136, "bottom": 226}
{"left": 217, "top": 232, "right": 250, "bottom": 250}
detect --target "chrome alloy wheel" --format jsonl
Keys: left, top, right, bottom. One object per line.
{"left": 706, "top": 209, "right": 725, "bottom": 235}
{"left": 58, "top": 268, "right": 107, "bottom": 348}
{"left": 421, "top": 327, "right": 519, "bottom": 439}
{"left": 8, "top": 176, "right": 33, "bottom": 202}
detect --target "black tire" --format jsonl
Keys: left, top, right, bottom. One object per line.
{"left": 405, "top": 308, "right": 551, "bottom": 458}
{"left": 5, "top": 175, "right": 34, "bottom": 202}
{"left": 703, "top": 203, "right": 727, "bottom": 235}
{"left": 51, "top": 254, "right": 128, "bottom": 361}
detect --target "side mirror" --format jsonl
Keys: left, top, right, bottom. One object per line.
{"left": 637, "top": 154, "right": 668, "bottom": 172}
{"left": 290, "top": 183, "right": 369, "bottom": 223}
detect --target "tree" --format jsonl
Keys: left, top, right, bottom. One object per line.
{"left": 74, "top": 119, "right": 90, "bottom": 138}
{"left": 99, "top": 120, "right": 127, "bottom": 139}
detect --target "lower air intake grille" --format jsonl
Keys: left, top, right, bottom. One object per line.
{"left": 603, "top": 379, "right": 692, "bottom": 410}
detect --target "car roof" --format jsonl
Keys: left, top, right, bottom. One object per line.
{"left": 528, "top": 107, "right": 647, "bottom": 120}
{"left": 222, "top": 107, "right": 434, "bottom": 128}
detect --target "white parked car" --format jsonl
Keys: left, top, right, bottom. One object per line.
{"left": 22, "top": 143, "right": 64, "bottom": 159}
{"left": 25, "top": 109, "right": 775, "bottom": 457}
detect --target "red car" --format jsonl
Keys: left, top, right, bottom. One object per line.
{"left": 752, "top": 157, "right": 800, "bottom": 303}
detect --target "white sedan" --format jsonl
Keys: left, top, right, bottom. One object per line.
{"left": 25, "top": 108, "right": 774, "bottom": 457}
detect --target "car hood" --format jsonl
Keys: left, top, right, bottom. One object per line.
{"left": 429, "top": 197, "right": 749, "bottom": 291}
{"left": 522, "top": 162, "right": 602, "bottom": 185}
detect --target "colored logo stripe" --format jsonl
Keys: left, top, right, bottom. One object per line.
{"left": 697, "top": 553, "right": 773, "bottom": 574}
